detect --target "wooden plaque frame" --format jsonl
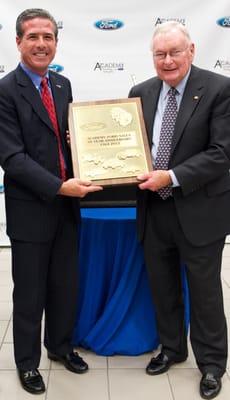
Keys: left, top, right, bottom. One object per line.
{"left": 68, "top": 97, "right": 152, "bottom": 186}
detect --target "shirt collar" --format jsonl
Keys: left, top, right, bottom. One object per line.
{"left": 20, "top": 62, "right": 50, "bottom": 90}
{"left": 162, "top": 67, "right": 191, "bottom": 99}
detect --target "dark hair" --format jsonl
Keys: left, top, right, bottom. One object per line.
{"left": 16, "top": 8, "right": 58, "bottom": 39}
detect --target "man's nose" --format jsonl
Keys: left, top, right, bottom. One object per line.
{"left": 164, "top": 53, "right": 173, "bottom": 63}
{"left": 37, "top": 36, "right": 46, "bottom": 46}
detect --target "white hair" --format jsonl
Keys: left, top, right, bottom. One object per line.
{"left": 150, "top": 21, "right": 192, "bottom": 51}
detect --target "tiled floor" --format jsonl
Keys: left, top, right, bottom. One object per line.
{"left": 0, "top": 246, "right": 230, "bottom": 399}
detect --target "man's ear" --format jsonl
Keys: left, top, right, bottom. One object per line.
{"left": 190, "top": 43, "right": 195, "bottom": 59}
{"left": 16, "top": 36, "right": 21, "bottom": 48}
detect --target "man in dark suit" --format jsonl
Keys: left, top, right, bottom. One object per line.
{"left": 129, "top": 21, "right": 230, "bottom": 399}
{"left": 0, "top": 8, "right": 102, "bottom": 395}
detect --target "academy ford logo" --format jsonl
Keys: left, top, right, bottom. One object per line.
{"left": 214, "top": 59, "right": 230, "bottom": 72}
{"left": 94, "top": 62, "right": 124, "bottom": 73}
{"left": 155, "top": 17, "right": 185, "bottom": 26}
{"left": 94, "top": 19, "right": 124, "bottom": 30}
{"left": 48, "top": 64, "right": 64, "bottom": 73}
{"left": 216, "top": 17, "right": 230, "bottom": 27}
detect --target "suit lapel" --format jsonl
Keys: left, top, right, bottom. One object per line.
{"left": 142, "top": 79, "right": 162, "bottom": 146}
{"left": 16, "top": 66, "right": 65, "bottom": 137}
{"left": 16, "top": 65, "right": 55, "bottom": 133}
{"left": 171, "top": 66, "right": 204, "bottom": 155}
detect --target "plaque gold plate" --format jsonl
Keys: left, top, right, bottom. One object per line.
{"left": 68, "top": 98, "right": 153, "bottom": 186}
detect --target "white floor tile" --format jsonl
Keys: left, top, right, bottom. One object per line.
{"left": 108, "top": 353, "right": 152, "bottom": 369}
{"left": 0, "top": 248, "right": 11, "bottom": 256}
{"left": 222, "top": 281, "right": 230, "bottom": 299}
{"left": 222, "top": 257, "right": 230, "bottom": 269}
{"left": 224, "top": 299, "right": 230, "bottom": 318}
{"left": 222, "top": 270, "right": 230, "bottom": 287}
{"left": 0, "top": 253, "right": 11, "bottom": 272}
{"left": 168, "top": 369, "right": 204, "bottom": 400}
{"left": 109, "top": 369, "right": 173, "bottom": 400}
{"left": 223, "top": 245, "right": 230, "bottom": 257}
{"left": 0, "top": 370, "right": 48, "bottom": 400}
{"left": 0, "top": 286, "right": 12, "bottom": 301}
{"left": 0, "top": 320, "right": 9, "bottom": 343}
{"left": 47, "top": 369, "right": 108, "bottom": 400}
{"left": 169, "top": 369, "right": 230, "bottom": 400}
{"left": 4, "top": 318, "right": 13, "bottom": 343}
{"left": 0, "top": 270, "right": 12, "bottom": 286}
{"left": 0, "top": 302, "right": 12, "bottom": 320}
{"left": 0, "top": 342, "right": 16, "bottom": 369}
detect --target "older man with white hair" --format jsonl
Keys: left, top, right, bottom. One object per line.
{"left": 129, "top": 21, "right": 230, "bottom": 399}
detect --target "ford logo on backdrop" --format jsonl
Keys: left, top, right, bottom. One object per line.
{"left": 94, "top": 19, "right": 124, "bottom": 30}
{"left": 216, "top": 17, "right": 230, "bottom": 27}
{"left": 48, "top": 64, "right": 64, "bottom": 73}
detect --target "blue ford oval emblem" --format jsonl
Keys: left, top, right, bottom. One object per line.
{"left": 94, "top": 19, "right": 124, "bottom": 30}
{"left": 48, "top": 64, "right": 64, "bottom": 73}
{"left": 216, "top": 17, "right": 230, "bottom": 27}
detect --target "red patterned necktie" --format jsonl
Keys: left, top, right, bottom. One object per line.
{"left": 154, "top": 87, "right": 178, "bottom": 199}
{"left": 40, "top": 77, "right": 66, "bottom": 181}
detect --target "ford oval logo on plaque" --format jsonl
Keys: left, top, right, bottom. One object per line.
{"left": 68, "top": 98, "right": 153, "bottom": 186}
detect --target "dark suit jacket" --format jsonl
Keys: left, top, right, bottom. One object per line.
{"left": 129, "top": 65, "right": 230, "bottom": 246}
{"left": 0, "top": 64, "right": 79, "bottom": 242}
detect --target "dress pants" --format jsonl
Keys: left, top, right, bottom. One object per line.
{"left": 143, "top": 194, "right": 227, "bottom": 377}
{"left": 10, "top": 197, "right": 78, "bottom": 371}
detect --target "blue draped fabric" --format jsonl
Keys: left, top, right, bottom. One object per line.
{"left": 72, "top": 207, "right": 189, "bottom": 356}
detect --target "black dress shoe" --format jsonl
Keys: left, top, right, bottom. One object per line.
{"left": 18, "top": 369, "right": 45, "bottom": 394}
{"left": 200, "top": 373, "right": 221, "bottom": 399}
{"left": 146, "top": 352, "right": 187, "bottom": 375}
{"left": 48, "top": 350, "right": 88, "bottom": 374}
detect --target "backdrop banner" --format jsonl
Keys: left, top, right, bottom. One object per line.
{"left": 0, "top": 0, "right": 229, "bottom": 244}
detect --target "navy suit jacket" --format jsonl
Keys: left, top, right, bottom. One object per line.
{"left": 0, "top": 64, "right": 79, "bottom": 242}
{"left": 129, "top": 65, "right": 230, "bottom": 246}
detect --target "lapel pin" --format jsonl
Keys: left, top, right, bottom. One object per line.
{"left": 56, "top": 84, "right": 62, "bottom": 88}
{"left": 193, "top": 95, "right": 199, "bottom": 100}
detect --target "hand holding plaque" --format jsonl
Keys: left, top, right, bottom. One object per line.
{"left": 68, "top": 98, "right": 153, "bottom": 186}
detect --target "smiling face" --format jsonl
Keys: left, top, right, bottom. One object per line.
{"left": 152, "top": 28, "right": 194, "bottom": 87}
{"left": 16, "top": 17, "right": 57, "bottom": 76}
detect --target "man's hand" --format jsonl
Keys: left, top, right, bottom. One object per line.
{"left": 137, "top": 170, "right": 172, "bottom": 191}
{"left": 58, "top": 178, "right": 103, "bottom": 198}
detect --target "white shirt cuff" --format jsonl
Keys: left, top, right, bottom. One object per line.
{"left": 169, "top": 170, "right": 180, "bottom": 187}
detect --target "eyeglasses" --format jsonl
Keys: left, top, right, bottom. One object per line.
{"left": 153, "top": 46, "right": 189, "bottom": 60}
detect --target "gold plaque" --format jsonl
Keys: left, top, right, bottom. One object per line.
{"left": 68, "top": 98, "right": 153, "bottom": 186}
